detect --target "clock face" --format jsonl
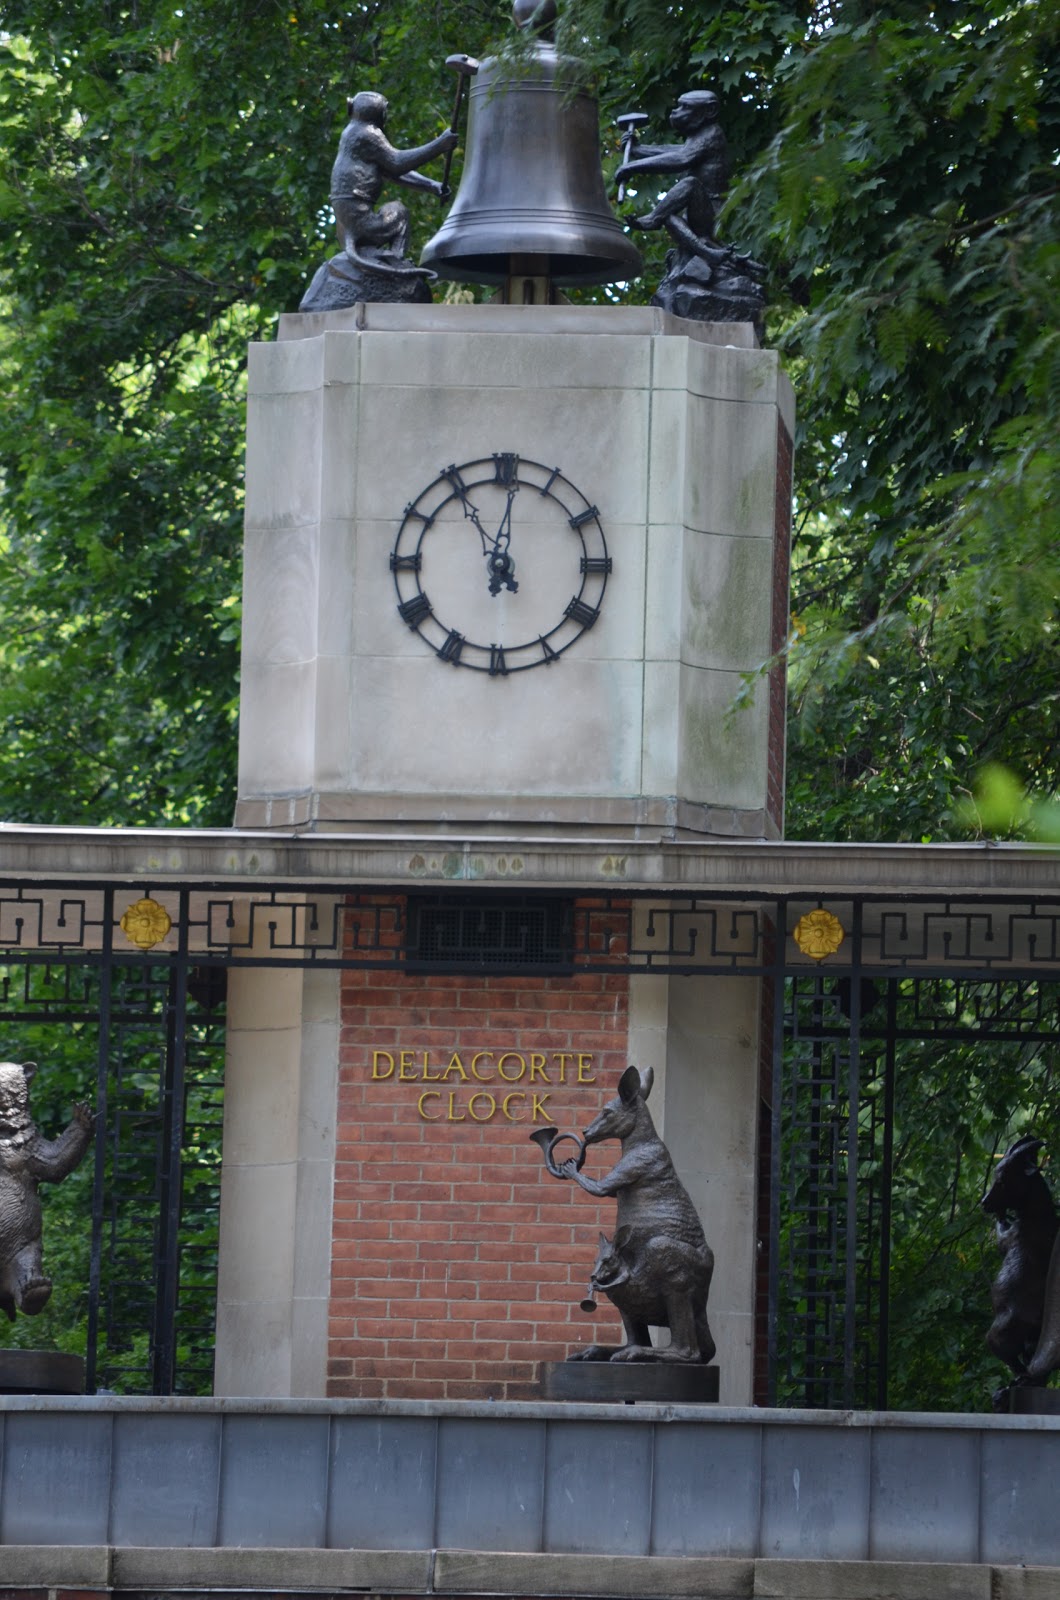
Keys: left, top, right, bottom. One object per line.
{"left": 390, "top": 454, "right": 611, "bottom": 674}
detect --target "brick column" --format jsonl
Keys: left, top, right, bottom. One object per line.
{"left": 329, "top": 961, "right": 630, "bottom": 1399}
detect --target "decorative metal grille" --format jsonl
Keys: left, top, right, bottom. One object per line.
{"left": 0, "top": 958, "right": 224, "bottom": 1396}
{"left": 0, "top": 882, "right": 1056, "bottom": 978}
{"left": 770, "top": 971, "right": 1060, "bottom": 1409}
{"left": 88, "top": 963, "right": 225, "bottom": 1395}
{"left": 406, "top": 895, "right": 574, "bottom": 970}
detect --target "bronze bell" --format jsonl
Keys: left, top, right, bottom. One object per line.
{"left": 420, "top": 24, "right": 642, "bottom": 295}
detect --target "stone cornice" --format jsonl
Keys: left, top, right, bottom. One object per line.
{"left": 0, "top": 824, "right": 1056, "bottom": 897}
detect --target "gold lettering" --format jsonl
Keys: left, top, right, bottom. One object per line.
{"left": 442, "top": 1053, "right": 468, "bottom": 1080}
{"left": 446, "top": 1092, "right": 466, "bottom": 1122}
{"left": 528, "top": 1053, "right": 549, "bottom": 1083}
{"left": 399, "top": 1049, "right": 418, "bottom": 1081}
{"left": 470, "top": 1051, "right": 495, "bottom": 1082}
{"left": 467, "top": 1092, "right": 496, "bottom": 1123}
{"left": 418, "top": 1091, "right": 442, "bottom": 1121}
{"left": 502, "top": 1092, "right": 526, "bottom": 1121}
{"left": 553, "top": 1051, "right": 573, "bottom": 1084}
{"left": 576, "top": 1053, "right": 596, "bottom": 1084}
{"left": 372, "top": 1050, "right": 396, "bottom": 1080}
{"left": 531, "top": 1093, "right": 553, "bottom": 1124}
{"left": 497, "top": 1051, "right": 526, "bottom": 1082}
{"left": 422, "top": 1052, "right": 444, "bottom": 1082}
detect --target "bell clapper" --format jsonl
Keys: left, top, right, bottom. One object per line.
{"left": 506, "top": 255, "right": 554, "bottom": 306}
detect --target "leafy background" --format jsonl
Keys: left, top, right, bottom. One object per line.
{"left": 0, "top": 0, "right": 1056, "bottom": 1403}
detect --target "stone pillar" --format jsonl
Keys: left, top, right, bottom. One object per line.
{"left": 628, "top": 964, "right": 762, "bottom": 1405}
{"left": 214, "top": 917, "right": 338, "bottom": 1397}
{"left": 225, "top": 302, "right": 793, "bottom": 1398}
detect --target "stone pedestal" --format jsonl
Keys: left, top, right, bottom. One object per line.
{"left": 0, "top": 1349, "right": 84, "bottom": 1394}
{"left": 1007, "top": 1384, "right": 1060, "bottom": 1415}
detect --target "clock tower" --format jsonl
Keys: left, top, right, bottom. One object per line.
{"left": 217, "top": 14, "right": 793, "bottom": 1406}
{"left": 236, "top": 302, "right": 791, "bottom": 840}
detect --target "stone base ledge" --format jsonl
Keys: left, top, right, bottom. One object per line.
{"left": 233, "top": 790, "right": 777, "bottom": 842}
{"left": 275, "top": 302, "right": 762, "bottom": 349}
{"left": 0, "top": 1549, "right": 1056, "bottom": 1600}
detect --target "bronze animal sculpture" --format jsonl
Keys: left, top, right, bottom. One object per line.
{"left": 615, "top": 90, "right": 765, "bottom": 327}
{"left": 300, "top": 90, "right": 457, "bottom": 310}
{"left": 982, "top": 1134, "right": 1060, "bottom": 1406}
{"left": 531, "top": 1064, "right": 715, "bottom": 1363}
{"left": 0, "top": 1061, "right": 94, "bottom": 1321}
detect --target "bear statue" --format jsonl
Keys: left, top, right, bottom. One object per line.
{"left": 0, "top": 1060, "right": 94, "bottom": 1320}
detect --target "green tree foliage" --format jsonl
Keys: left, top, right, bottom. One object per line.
{"left": 0, "top": 1009, "right": 96, "bottom": 1361}
{"left": 760, "top": 4, "right": 1059, "bottom": 841}
{"left": 881, "top": 1018, "right": 1055, "bottom": 1411}
{"left": 568, "top": 0, "right": 1059, "bottom": 841}
{"left": 0, "top": 965, "right": 225, "bottom": 1395}
{"left": 0, "top": 0, "right": 499, "bottom": 824}
{"left": 0, "top": 0, "right": 1055, "bottom": 833}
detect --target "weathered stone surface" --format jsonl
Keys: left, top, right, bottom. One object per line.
{"left": 112, "top": 1545, "right": 432, "bottom": 1590}
{"left": 435, "top": 1550, "right": 754, "bottom": 1596}
{"left": 992, "top": 1568, "right": 1060, "bottom": 1600}
{"left": 0, "top": 1545, "right": 111, "bottom": 1586}
{"left": 0, "top": 1545, "right": 1052, "bottom": 1600}
{"left": 753, "top": 1560, "right": 992, "bottom": 1600}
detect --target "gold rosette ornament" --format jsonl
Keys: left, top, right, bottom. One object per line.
{"left": 793, "top": 908, "right": 845, "bottom": 962}
{"left": 119, "top": 898, "right": 173, "bottom": 952}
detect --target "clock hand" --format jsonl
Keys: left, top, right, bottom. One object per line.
{"left": 443, "top": 466, "right": 495, "bottom": 555}
{"left": 486, "top": 489, "right": 519, "bottom": 596}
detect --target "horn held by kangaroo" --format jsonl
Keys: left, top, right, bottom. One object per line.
{"left": 531, "top": 1064, "right": 715, "bottom": 1365}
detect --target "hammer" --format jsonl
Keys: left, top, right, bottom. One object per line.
{"left": 440, "top": 54, "right": 479, "bottom": 203}
{"left": 616, "top": 111, "right": 648, "bottom": 204}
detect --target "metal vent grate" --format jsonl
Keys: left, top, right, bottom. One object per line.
{"left": 407, "top": 896, "right": 574, "bottom": 971}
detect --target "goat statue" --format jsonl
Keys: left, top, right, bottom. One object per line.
{"left": 530, "top": 1064, "right": 715, "bottom": 1363}
{"left": 982, "top": 1133, "right": 1060, "bottom": 1408}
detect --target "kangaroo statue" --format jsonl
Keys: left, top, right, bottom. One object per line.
{"left": 534, "top": 1064, "right": 715, "bottom": 1364}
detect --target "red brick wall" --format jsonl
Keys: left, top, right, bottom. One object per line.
{"left": 329, "top": 962, "right": 631, "bottom": 1400}
{"left": 767, "top": 419, "right": 794, "bottom": 836}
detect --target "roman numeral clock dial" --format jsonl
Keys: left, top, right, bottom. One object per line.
{"left": 390, "top": 455, "right": 611, "bottom": 674}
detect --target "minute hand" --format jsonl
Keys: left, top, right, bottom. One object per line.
{"left": 448, "top": 477, "right": 493, "bottom": 552}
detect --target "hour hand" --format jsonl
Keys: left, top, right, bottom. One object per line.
{"left": 486, "top": 490, "right": 519, "bottom": 595}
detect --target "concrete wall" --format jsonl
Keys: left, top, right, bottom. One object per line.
{"left": 1, "top": 1397, "right": 1057, "bottom": 1575}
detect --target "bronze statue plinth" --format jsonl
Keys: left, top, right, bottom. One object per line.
{"left": 539, "top": 1359, "right": 718, "bottom": 1404}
